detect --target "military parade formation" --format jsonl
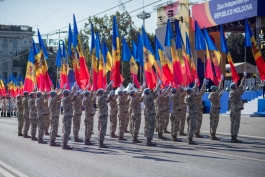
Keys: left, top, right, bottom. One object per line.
{"left": 0, "top": 72, "right": 247, "bottom": 150}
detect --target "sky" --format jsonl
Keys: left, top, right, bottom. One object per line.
{"left": 0, "top": 0, "right": 201, "bottom": 40}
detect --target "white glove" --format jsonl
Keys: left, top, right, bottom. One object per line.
{"left": 85, "top": 84, "right": 90, "bottom": 90}
{"left": 110, "top": 90, "right": 114, "bottom": 96}
{"left": 55, "top": 88, "right": 58, "bottom": 92}
{"left": 220, "top": 90, "right": 224, "bottom": 95}
{"left": 221, "top": 74, "right": 224, "bottom": 80}
{"left": 142, "top": 82, "right": 146, "bottom": 88}
{"left": 129, "top": 83, "right": 133, "bottom": 90}
{"left": 195, "top": 79, "right": 199, "bottom": 84}
{"left": 74, "top": 82, "right": 77, "bottom": 87}
{"left": 74, "top": 92, "right": 78, "bottom": 97}
{"left": 63, "top": 83, "right": 67, "bottom": 89}
{"left": 244, "top": 71, "right": 247, "bottom": 76}
{"left": 34, "top": 85, "right": 38, "bottom": 90}
{"left": 109, "top": 80, "right": 113, "bottom": 85}
{"left": 158, "top": 80, "right": 162, "bottom": 85}
{"left": 196, "top": 92, "right": 199, "bottom": 95}
{"left": 169, "top": 83, "right": 172, "bottom": 87}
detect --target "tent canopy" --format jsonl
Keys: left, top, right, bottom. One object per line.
{"left": 225, "top": 62, "right": 257, "bottom": 74}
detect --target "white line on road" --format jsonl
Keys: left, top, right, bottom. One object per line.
{"left": 0, "top": 166, "right": 15, "bottom": 177}
{"left": 200, "top": 131, "right": 265, "bottom": 139}
{"left": 0, "top": 160, "right": 28, "bottom": 177}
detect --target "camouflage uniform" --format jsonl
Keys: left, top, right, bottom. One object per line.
{"left": 229, "top": 78, "right": 245, "bottom": 137}
{"left": 129, "top": 90, "right": 143, "bottom": 138}
{"left": 185, "top": 85, "right": 198, "bottom": 140}
{"left": 35, "top": 93, "right": 47, "bottom": 139}
{"left": 118, "top": 94, "right": 129, "bottom": 138}
{"left": 143, "top": 85, "right": 160, "bottom": 141}
{"left": 44, "top": 99, "right": 50, "bottom": 132}
{"left": 179, "top": 91, "right": 187, "bottom": 134}
{"left": 22, "top": 96, "right": 30, "bottom": 135}
{"left": 208, "top": 82, "right": 223, "bottom": 136}
{"left": 109, "top": 95, "right": 118, "bottom": 134}
{"left": 17, "top": 98, "right": 24, "bottom": 134}
{"left": 170, "top": 88, "right": 185, "bottom": 137}
{"left": 29, "top": 97, "right": 37, "bottom": 137}
{"left": 49, "top": 93, "right": 62, "bottom": 142}
{"left": 124, "top": 96, "right": 130, "bottom": 131}
{"left": 62, "top": 90, "right": 75, "bottom": 144}
{"left": 97, "top": 85, "right": 111, "bottom": 141}
{"left": 82, "top": 92, "right": 95, "bottom": 140}
{"left": 72, "top": 93, "right": 84, "bottom": 139}
{"left": 194, "top": 82, "right": 206, "bottom": 135}
{"left": 164, "top": 97, "right": 170, "bottom": 132}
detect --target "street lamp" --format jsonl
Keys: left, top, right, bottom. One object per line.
{"left": 136, "top": 11, "right": 151, "bottom": 28}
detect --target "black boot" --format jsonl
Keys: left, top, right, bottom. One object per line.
{"left": 7, "top": 112, "right": 11, "bottom": 117}
{"left": 62, "top": 142, "right": 73, "bottom": 150}
{"left": 125, "top": 129, "right": 130, "bottom": 133}
{"left": 85, "top": 139, "right": 94, "bottom": 145}
{"left": 172, "top": 135, "right": 181, "bottom": 142}
{"left": 110, "top": 133, "right": 118, "bottom": 138}
{"left": 3, "top": 112, "right": 6, "bottom": 117}
{"left": 38, "top": 138, "right": 47, "bottom": 144}
{"left": 195, "top": 133, "right": 204, "bottom": 138}
{"left": 11, "top": 112, "right": 13, "bottom": 116}
{"left": 146, "top": 139, "right": 156, "bottom": 146}
{"left": 99, "top": 140, "right": 109, "bottom": 148}
{"left": 231, "top": 136, "right": 242, "bottom": 143}
{"left": 164, "top": 129, "right": 170, "bottom": 134}
{"left": 74, "top": 137, "right": 83, "bottom": 142}
{"left": 188, "top": 139, "right": 197, "bottom": 145}
{"left": 210, "top": 134, "right": 220, "bottom": 140}
{"left": 1, "top": 112, "right": 3, "bottom": 117}
{"left": 50, "top": 141, "right": 60, "bottom": 146}
{"left": 14, "top": 112, "right": 16, "bottom": 116}
{"left": 157, "top": 132, "right": 167, "bottom": 140}
{"left": 45, "top": 130, "right": 50, "bottom": 135}
{"left": 56, "top": 134, "right": 60, "bottom": 137}
{"left": 23, "top": 134, "right": 31, "bottom": 138}
{"left": 31, "top": 136, "right": 38, "bottom": 141}
{"left": 18, "top": 133, "right": 23, "bottom": 136}
{"left": 132, "top": 137, "right": 142, "bottom": 143}
{"left": 179, "top": 132, "right": 186, "bottom": 136}
{"left": 118, "top": 136, "right": 127, "bottom": 141}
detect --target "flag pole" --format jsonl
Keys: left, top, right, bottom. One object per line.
{"left": 204, "top": 50, "right": 206, "bottom": 77}
{"left": 244, "top": 46, "right": 247, "bottom": 72}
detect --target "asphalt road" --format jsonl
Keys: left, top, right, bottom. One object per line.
{"left": 0, "top": 113, "right": 265, "bottom": 177}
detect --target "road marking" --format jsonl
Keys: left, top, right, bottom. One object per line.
{"left": 0, "top": 166, "right": 15, "bottom": 177}
{"left": 0, "top": 160, "right": 28, "bottom": 177}
{"left": 200, "top": 131, "right": 265, "bottom": 139}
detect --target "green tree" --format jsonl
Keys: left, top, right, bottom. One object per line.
{"left": 13, "top": 50, "right": 30, "bottom": 78}
{"left": 82, "top": 11, "right": 155, "bottom": 86}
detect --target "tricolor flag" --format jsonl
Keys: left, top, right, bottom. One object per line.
{"left": 102, "top": 38, "right": 113, "bottom": 72}
{"left": 205, "top": 44, "right": 219, "bottom": 86}
{"left": 90, "top": 24, "right": 98, "bottom": 91}
{"left": 245, "top": 18, "right": 265, "bottom": 80}
{"left": 142, "top": 26, "right": 157, "bottom": 89}
{"left": 23, "top": 44, "right": 36, "bottom": 92}
{"left": 37, "top": 30, "right": 53, "bottom": 91}
{"left": 164, "top": 19, "right": 183, "bottom": 87}
{"left": 96, "top": 33, "right": 106, "bottom": 89}
{"left": 0, "top": 78, "right": 6, "bottom": 96}
{"left": 73, "top": 14, "right": 90, "bottom": 89}
{"left": 220, "top": 25, "right": 239, "bottom": 83}
{"left": 32, "top": 39, "right": 43, "bottom": 91}
{"left": 122, "top": 37, "right": 140, "bottom": 88}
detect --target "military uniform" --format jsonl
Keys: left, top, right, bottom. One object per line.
{"left": 123, "top": 97, "right": 130, "bottom": 132}
{"left": 229, "top": 77, "right": 245, "bottom": 142}
{"left": 22, "top": 96, "right": 30, "bottom": 136}
{"left": 35, "top": 93, "right": 48, "bottom": 141}
{"left": 208, "top": 82, "right": 223, "bottom": 139}
{"left": 49, "top": 92, "right": 62, "bottom": 143}
{"left": 82, "top": 92, "right": 95, "bottom": 143}
{"left": 17, "top": 98, "right": 24, "bottom": 135}
{"left": 109, "top": 95, "right": 118, "bottom": 136}
{"left": 164, "top": 97, "right": 170, "bottom": 133}
{"left": 118, "top": 93, "right": 129, "bottom": 139}
{"left": 143, "top": 85, "right": 160, "bottom": 145}
{"left": 185, "top": 85, "right": 198, "bottom": 144}
{"left": 0, "top": 98, "right": 3, "bottom": 117}
{"left": 179, "top": 90, "right": 187, "bottom": 135}
{"left": 194, "top": 82, "right": 206, "bottom": 137}
{"left": 44, "top": 98, "right": 50, "bottom": 134}
{"left": 29, "top": 97, "right": 37, "bottom": 139}
{"left": 72, "top": 92, "right": 84, "bottom": 141}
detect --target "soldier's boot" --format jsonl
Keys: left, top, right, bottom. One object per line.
{"left": 146, "top": 139, "right": 156, "bottom": 146}
{"left": 62, "top": 142, "right": 73, "bottom": 150}
{"left": 118, "top": 136, "right": 127, "bottom": 141}
{"left": 179, "top": 132, "right": 186, "bottom": 136}
{"left": 7, "top": 112, "right": 11, "bottom": 117}
{"left": 14, "top": 112, "right": 16, "bottom": 116}
{"left": 99, "top": 140, "right": 109, "bottom": 148}
{"left": 172, "top": 135, "right": 181, "bottom": 142}
{"left": 110, "top": 133, "right": 118, "bottom": 138}
{"left": 210, "top": 134, "right": 220, "bottom": 140}
{"left": 231, "top": 136, "right": 242, "bottom": 143}
{"left": 3, "top": 112, "right": 6, "bottom": 117}
{"left": 38, "top": 138, "right": 47, "bottom": 144}
{"left": 18, "top": 133, "right": 23, "bottom": 136}
{"left": 56, "top": 134, "right": 60, "bottom": 137}
{"left": 10, "top": 112, "right": 13, "bottom": 116}
{"left": 164, "top": 129, "right": 170, "bottom": 134}
{"left": 125, "top": 129, "right": 130, "bottom": 133}
{"left": 0, "top": 112, "right": 3, "bottom": 117}
{"left": 31, "top": 136, "right": 38, "bottom": 141}
{"left": 50, "top": 141, "right": 60, "bottom": 146}
{"left": 85, "top": 139, "right": 94, "bottom": 145}
{"left": 45, "top": 130, "right": 50, "bottom": 135}
{"left": 23, "top": 134, "right": 31, "bottom": 138}
{"left": 157, "top": 132, "right": 167, "bottom": 140}
{"left": 195, "top": 133, "right": 204, "bottom": 138}
{"left": 132, "top": 137, "right": 142, "bottom": 143}
{"left": 74, "top": 137, "right": 83, "bottom": 142}
{"left": 188, "top": 139, "right": 198, "bottom": 145}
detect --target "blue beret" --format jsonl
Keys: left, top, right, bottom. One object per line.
{"left": 96, "top": 89, "right": 104, "bottom": 95}
{"left": 185, "top": 87, "right": 192, "bottom": 93}
{"left": 36, "top": 91, "right": 42, "bottom": 97}
{"left": 16, "top": 95, "right": 21, "bottom": 99}
{"left": 118, "top": 90, "right": 123, "bottom": 95}
{"left": 50, "top": 91, "right": 57, "bottom": 96}
{"left": 144, "top": 88, "right": 150, "bottom": 95}
{"left": 211, "top": 86, "right": 217, "bottom": 90}
{"left": 84, "top": 91, "right": 90, "bottom": 97}
{"left": 29, "top": 92, "right": 35, "bottom": 97}
{"left": 171, "top": 88, "right": 177, "bottom": 94}
{"left": 129, "top": 90, "right": 135, "bottom": 95}
{"left": 63, "top": 90, "right": 70, "bottom": 96}
{"left": 23, "top": 91, "right": 29, "bottom": 96}
{"left": 230, "top": 83, "right": 236, "bottom": 89}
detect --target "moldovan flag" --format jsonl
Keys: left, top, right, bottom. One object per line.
{"left": 245, "top": 18, "right": 265, "bottom": 80}
{"left": 90, "top": 24, "right": 98, "bottom": 91}
{"left": 95, "top": 33, "right": 106, "bottom": 89}
{"left": 38, "top": 30, "right": 52, "bottom": 91}
{"left": 24, "top": 45, "right": 36, "bottom": 92}
{"left": 73, "top": 14, "right": 90, "bottom": 89}
{"left": 0, "top": 79, "right": 6, "bottom": 96}
{"left": 164, "top": 19, "right": 183, "bottom": 87}
{"left": 102, "top": 38, "right": 113, "bottom": 72}
{"left": 122, "top": 37, "right": 140, "bottom": 88}
{"left": 32, "top": 39, "right": 43, "bottom": 91}
{"left": 205, "top": 44, "right": 219, "bottom": 86}
{"left": 220, "top": 25, "right": 239, "bottom": 83}
{"left": 155, "top": 36, "right": 172, "bottom": 86}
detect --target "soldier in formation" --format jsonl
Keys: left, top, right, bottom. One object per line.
{"left": 22, "top": 92, "right": 31, "bottom": 138}
{"left": 16, "top": 95, "right": 24, "bottom": 136}
{"left": 109, "top": 90, "right": 119, "bottom": 138}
